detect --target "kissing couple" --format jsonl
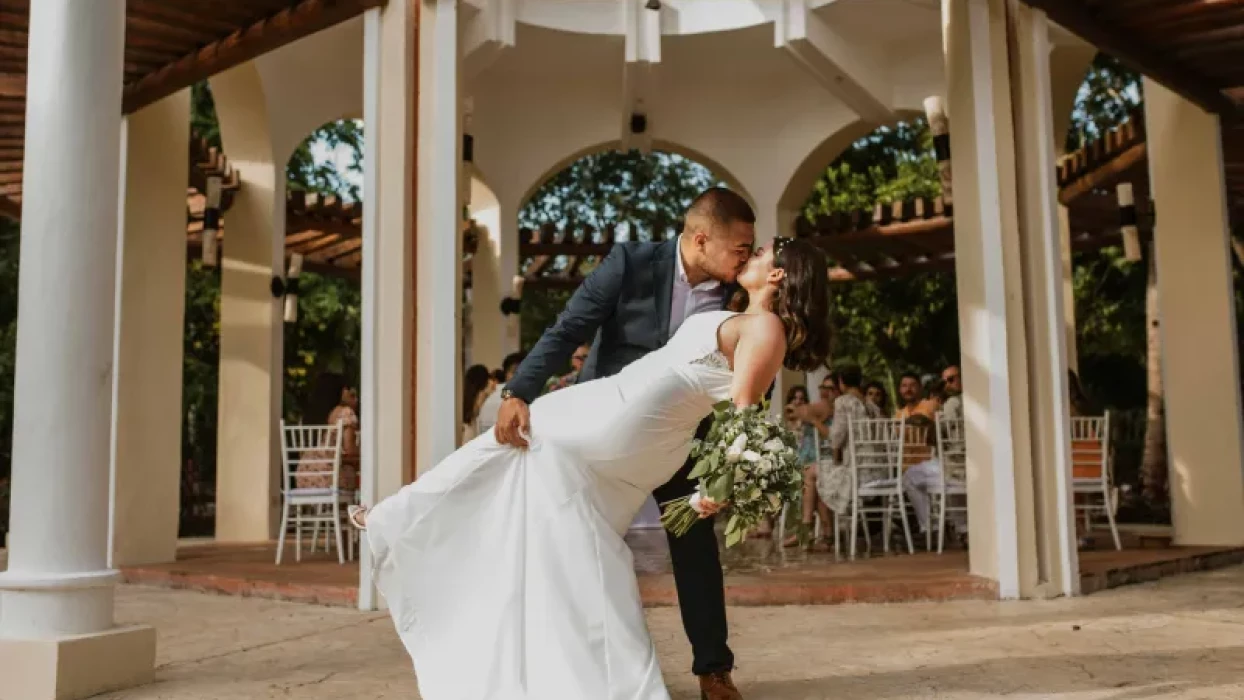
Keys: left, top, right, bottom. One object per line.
{"left": 352, "top": 187, "right": 831, "bottom": 699}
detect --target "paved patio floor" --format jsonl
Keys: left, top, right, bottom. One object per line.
{"left": 96, "top": 565, "right": 1244, "bottom": 699}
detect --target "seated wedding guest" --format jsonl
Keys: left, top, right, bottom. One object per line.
{"left": 915, "top": 377, "right": 947, "bottom": 417}
{"left": 544, "top": 343, "right": 590, "bottom": 393}
{"left": 782, "top": 384, "right": 832, "bottom": 548}
{"left": 807, "top": 366, "right": 881, "bottom": 537}
{"left": 296, "top": 373, "right": 361, "bottom": 490}
{"left": 478, "top": 351, "right": 527, "bottom": 435}
{"left": 901, "top": 364, "right": 971, "bottom": 546}
{"left": 864, "top": 380, "right": 890, "bottom": 417}
{"left": 895, "top": 372, "right": 933, "bottom": 420}
{"left": 791, "top": 374, "right": 836, "bottom": 438}
{"left": 460, "top": 364, "right": 495, "bottom": 443}
{"left": 816, "top": 373, "right": 840, "bottom": 420}
{"left": 941, "top": 364, "right": 963, "bottom": 420}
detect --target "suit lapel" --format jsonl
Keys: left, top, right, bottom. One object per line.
{"left": 654, "top": 240, "right": 676, "bottom": 344}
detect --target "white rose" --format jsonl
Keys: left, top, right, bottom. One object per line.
{"left": 763, "top": 438, "right": 785, "bottom": 453}
{"left": 742, "top": 449, "right": 761, "bottom": 463}
{"left": 730, "top": 434, "right": 748, "bottom": 453}
{"left": 758, "top": 457, "right": 774, "bottom": 473}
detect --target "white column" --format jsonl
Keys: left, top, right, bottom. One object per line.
{"left": 359, "top": 1, "right": 417, "bottom": 610}
{"left": 1144, "top": 78, "right": 1244, "bottom": 546}
{"left": 416, "top": 0, "right": 463, "bottom": 475}
{"left": 469, "top": 180, "right": 504, "bottom": 369}
{"left": 109, "top": 91, "right": 191, "bottom": 568}
{"left": 209, "top": 65, "right": 285, "bottom": 543}
{"left": 0, "top": 2, "right": 156, "bottom": 698}
{"left": 942, "top": 0, "right": 1034, "bottom": 599}
{"left": 1009, "top": 4, "right": 1078, "bottom": 596}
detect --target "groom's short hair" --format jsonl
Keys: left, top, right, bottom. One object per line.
{"left": 686, "top": 187, "right": 755, "bottom": 232}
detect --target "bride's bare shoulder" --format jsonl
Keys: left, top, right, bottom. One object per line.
{"left": 738, "top": 312, "right": 786, "bottom": 348}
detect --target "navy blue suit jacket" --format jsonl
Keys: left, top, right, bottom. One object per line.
{"left": 507, "top": 240, "right": 737, "bottom": 403}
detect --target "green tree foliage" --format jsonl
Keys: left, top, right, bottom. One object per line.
{"left": 1064, "top": 54, "right": 1142, "bottom": 153}
{"left": 520, "top": 151, "right": 721, "bottom": 241}
{"left": 282, "top": 273, "right": 362, "bottom": 421}
{"left": 802, "top": 118, "right": 956, "bottom": 391}
{"left": 287, "top": 119, "right": 364, "bottom": 201}
{"left": 191, "top": 81, "right": 221, "bottom": 149}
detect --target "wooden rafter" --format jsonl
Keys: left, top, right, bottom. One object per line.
{"left": 121, "top": 0, "right": 385, "bottom": 114}
{"left": 1021, "top": 0, "right": 1239, "bottom": 116}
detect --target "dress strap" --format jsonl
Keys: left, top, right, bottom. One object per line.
{"left": 712, "top": 311, "right": 742, "bottom": 361}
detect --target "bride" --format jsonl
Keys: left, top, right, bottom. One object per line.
{"left": 352, "top": 237, "right": 830, "bottom": 699}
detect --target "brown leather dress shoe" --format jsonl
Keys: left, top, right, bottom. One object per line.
{"left": 699, "top": 670, "right": 743, "bottom": 700}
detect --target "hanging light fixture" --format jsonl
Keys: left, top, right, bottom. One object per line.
{"left": 270, "top": 254, "right": 304, "bottom": 323}
{"left": 645, "top": 0, "right": 661, "bottom": 10}
{"left": 283, "top": 254, "right": 303, "bottom": 323}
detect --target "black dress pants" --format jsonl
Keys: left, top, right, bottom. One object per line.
{"left": 650, "top": 416, "right": 733, "bottom": 676}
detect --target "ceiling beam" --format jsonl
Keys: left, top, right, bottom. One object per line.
{"left": 463, "top": 0, "right": 517, "bottom": 81}
{"left": 776, "top": 0, "right": 895, "bottom": 125}
{"left": 621, "top": 0, "right": 661, "bottom": 153}
{"left": 122, "top": 0, "right": 385, "bottom": 114}
{"left": 1021, "top": 0, "right": 1239, "bottom": 117}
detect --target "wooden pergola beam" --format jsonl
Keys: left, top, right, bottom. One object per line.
{"left": 121, "top": 0, "right": 385, "bottom": 114}
{"left": 1058, "top": 141, "right": 1148, "bottom": 205}
{"left": 1022, "top": 0, "right": 1239, "bottom": 117}
{"left": 0, "top": 72, "right": 22, "bottom": 98}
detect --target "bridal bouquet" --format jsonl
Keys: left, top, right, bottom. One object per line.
{"left": 661, "top": 402, "right": 803, "bottom": 547}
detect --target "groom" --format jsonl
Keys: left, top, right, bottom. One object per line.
{"left": 495, "top": 187, "right": 756, "bottom": 700}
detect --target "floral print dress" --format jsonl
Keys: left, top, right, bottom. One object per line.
{"left": 295, "top": 405, "right": 360, "bottom": 490}
{"left": 815, "top": 392, "right": 881, "bottom": 514}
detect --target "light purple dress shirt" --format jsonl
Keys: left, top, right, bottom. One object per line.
{"left": 669, "top": 237, "right": 727, "bottom": 336}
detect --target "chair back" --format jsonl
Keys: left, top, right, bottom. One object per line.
{"left": 1070, "top": 411, "right": 1110, "bottom": 483}
{"left": 901, "top": 423, "right": 934, "bottom": 470}
{"left": 280, "top": 420, "right": 344, "bottom": 493}
{"left": 935, "top": 414, "right": 967, "bottom": 483}
{"left": 847, "top": 416, "right": 904, "bottom": 487}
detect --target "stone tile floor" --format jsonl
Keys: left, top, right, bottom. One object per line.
{"left": 112, "top": 532, "right": 1243, "bottom": 608}
{"left": 95, "top": 565, "right": 1244, "bottom": 699}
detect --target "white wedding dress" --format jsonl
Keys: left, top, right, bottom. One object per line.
{"left": 366, "top": 310, "right": 739, "bottom": 700}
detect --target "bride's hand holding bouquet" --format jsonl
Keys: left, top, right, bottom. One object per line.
{"left": 660, "top": 401, "right": 803, "bottom": 547}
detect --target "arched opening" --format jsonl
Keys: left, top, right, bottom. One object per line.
{"left": 278, "top": 115, "right": 363, "bottom": 432}
{"left": 515, "top": 146, "right": 738, "bottom": 351}
{"left": 784, "top": 115, "right": 956, "bottom": 394}
{"left": 178, "top": 80, "right": 368, "bottom": 539}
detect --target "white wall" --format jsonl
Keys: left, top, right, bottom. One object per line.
{"left": 248, "top": 2, "right": 1090, "bottom": 243}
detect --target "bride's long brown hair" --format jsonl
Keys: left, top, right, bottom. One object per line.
{"left": 728, "top": 238, "right": 831, "bottom": 371}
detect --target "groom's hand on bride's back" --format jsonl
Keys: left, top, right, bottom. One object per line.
{"left": 495, "top": 397, "right": 531, "bottom": 448}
